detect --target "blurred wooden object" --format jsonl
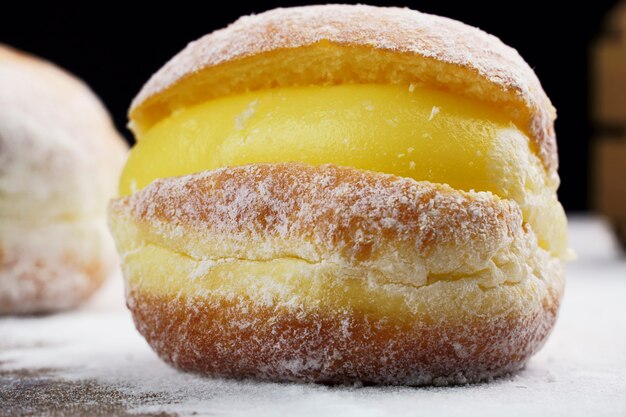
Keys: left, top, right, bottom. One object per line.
{"left": 594, "top": 140, "right": 626, "bottom": 246}
{"left": 594, "top": 4, "right": 626, "bottom": 125}
{"left": 595, "top": 43, "right": 626, "bottom": 123}
{"left": 593, "top": 2, "right": 626, "bottom": 248}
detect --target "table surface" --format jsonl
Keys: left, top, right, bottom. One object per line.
{"left": 1, "top": 216, "right": 625, "bottom": 417}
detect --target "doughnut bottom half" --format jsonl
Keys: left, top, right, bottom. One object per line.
{"left": 127, "top": 282, "right": 560, "bottom": 385}
{"left": 110, "top": 163, "right": 565, "bottom": 385}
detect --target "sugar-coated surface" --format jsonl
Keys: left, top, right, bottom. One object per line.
{"left": 1, "top": 217, "right": 625, "bottom": 416}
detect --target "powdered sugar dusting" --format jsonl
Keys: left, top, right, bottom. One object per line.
{"left": 428, "top": 106, "right": 440, "bottom": 121}
{"left": 234, "top": 99, "right": 258, "bottom": 131}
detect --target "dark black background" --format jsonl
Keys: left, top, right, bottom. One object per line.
{"left": 0, "top": 1, "right": 620, "bottom": 211}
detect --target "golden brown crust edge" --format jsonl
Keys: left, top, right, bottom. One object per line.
{"left": 129, "top": 4, "right": 557, "bottom": 172}
{"left": 127, "top": 288, "right": 560, "bottom": 385}
{"left": 109, "top": 163, "right": 564, "bottom": 384}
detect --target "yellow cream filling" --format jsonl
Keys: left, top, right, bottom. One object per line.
{"left": 121, "top": 84, "right": 567, "bottom": 257}
{"left": 122, "top": 242, "right": 547, "bottom": 320}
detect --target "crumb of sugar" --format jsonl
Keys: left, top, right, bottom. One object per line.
{"left": 234, "top": 99, "right": 258, "bottom": 131}
{"left": 428, "top": 106, "right": 440, "bottom": 121}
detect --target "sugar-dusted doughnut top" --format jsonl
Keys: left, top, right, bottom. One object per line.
{"left": 129, "top": 4, "right": 557, "bottom": 173}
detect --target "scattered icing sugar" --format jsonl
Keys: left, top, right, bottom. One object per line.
{"left": 189, "top": 259, "right": 221, "bottom": 280}
{"left": 234, "top": 99, "right": 258, "bottom": 131}
{"left": 428, "top": 106, "right": 440, "bottom": 121}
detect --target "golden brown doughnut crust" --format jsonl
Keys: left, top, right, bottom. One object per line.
{"left": 129, "top": 4, "right": 557, "bottom": 172}
{"left": 128, "top": 289, "right": 559, "bottom": 385}
{"left": 109, "top": 163, "right": 564, "bottom": 384}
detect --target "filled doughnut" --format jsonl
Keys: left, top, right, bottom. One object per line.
{"left": 109, "top": 5, "right": 568, "bottom": 384}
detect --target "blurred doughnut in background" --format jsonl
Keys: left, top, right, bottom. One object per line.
{"left": 0, "top": 44, "right": 127, "bottom": 314}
